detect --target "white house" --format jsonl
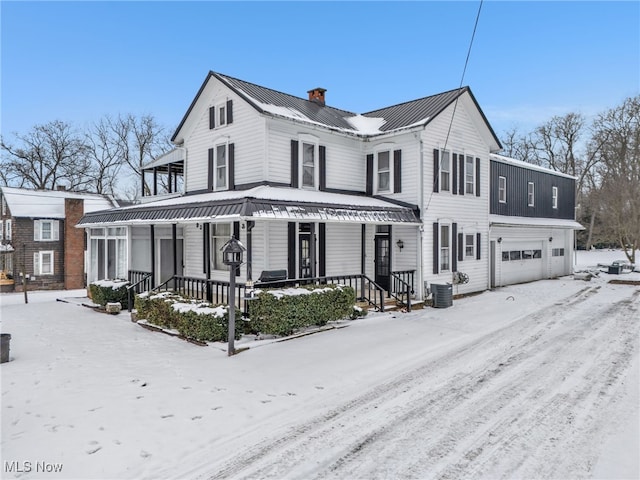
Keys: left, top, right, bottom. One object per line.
{"left": 77, "top": 71, "right": 580, "bottom": 309}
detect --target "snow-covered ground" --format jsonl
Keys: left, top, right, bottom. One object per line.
{"left": 1, "top": 250, "right": 638, "bottom": 480}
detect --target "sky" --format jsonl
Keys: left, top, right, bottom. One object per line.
{"left": 1, "top": 1, "right": 639, "bottom": 144}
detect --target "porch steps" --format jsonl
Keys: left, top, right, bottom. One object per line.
{"left": 357, "top": 298, "right": 425, "bottom": 313}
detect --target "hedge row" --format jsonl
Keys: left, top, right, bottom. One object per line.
{"left": 89, "top": 280, "right": 129, "bottom": 307}
{"left": 134, "top": 292, "right": 238, "bottom": 343}
{"left": 246, "top": 284, "right": 359, "bottom": 336}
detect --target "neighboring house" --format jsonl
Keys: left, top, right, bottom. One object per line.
{"left": 77, "top": 71, "right": 581, "bottom": 306}
{"left": 0, "top": 186, "right": 118, "bottom": 291}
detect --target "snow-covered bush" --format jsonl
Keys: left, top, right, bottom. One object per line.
{"left": 89, "top": 279, "right": 130, "bottom": 307}
{"left": 247, "top": 284, "right": 356, "bottom": 336}
{"left": 350, "top": 304, "right": 368, "bottom": 320}
{"left": 134, "top": 292, "right": 239, "bottom": 342}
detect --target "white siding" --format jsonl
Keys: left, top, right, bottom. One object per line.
{"left": 325, "top": 223, "right": 362, "bottom": 275}
{"left": 183, "top": 224, "right": 205, "bottom": 279}
{"left": 420, "top": 97, "right": 493, "bottom": 296}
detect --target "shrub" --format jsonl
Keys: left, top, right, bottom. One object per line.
{"left": 89, "top": 280, "right": 130, "bottom": 307}
{"left": 134, "top": 292, "right": 240, "bottom": 343}
{"left": 247, "top": 284, "right": 356, "bottom": 336}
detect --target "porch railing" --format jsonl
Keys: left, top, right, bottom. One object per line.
{"left": 134, "top": 272, "right": 387, "bottom": 316}
{"left": 126, "top": 270, "right": 153, "bottom": 312}
{"left": 390, "top": 270, "right": 416, "bottom": 312}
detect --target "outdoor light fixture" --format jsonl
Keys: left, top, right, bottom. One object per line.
{"left": 222, "top": 235, "right": 246, "bottom": 356}
{"left": 549, "top": 237, "right": 553, "bottom": 242}
{"left": 396, "top": 239, "right": 404, "bottom": 250}
{"left": 497, "top": 237, "right": 502, "bottom": 243}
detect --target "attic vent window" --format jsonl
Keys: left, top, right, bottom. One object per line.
{"left": 307, "top": 88, "right": 326, "bottom": 105}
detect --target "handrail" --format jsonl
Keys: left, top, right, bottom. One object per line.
{"left": 390, "top": 270, "right": 416, "bottom": 312}
{"left": 126, "top": 270, "right": 153, "bottom": 312}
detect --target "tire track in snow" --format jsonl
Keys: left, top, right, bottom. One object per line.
{"left": 201, "top": 286, "right": 638, "bottom": 480}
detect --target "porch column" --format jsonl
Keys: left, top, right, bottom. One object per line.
{"left": 168, "top": 164, "right": 173, "bottom": 194}
{"left": 153, "top": 168, "right": 158, "bottom": 196}
{"left": 172, "top": 223, "right": 177, "bottom": 277}
{"left": 150, "top": 225, "right": 155, "bottom": 287}
{"left": 360, "top": 224, "right": 366, "bottom": 300}
{"left": 246, "top": 221, "right": 255, "bottom": 281}
{"left": 310, "top": 223, "right": 316, "bottom": 277}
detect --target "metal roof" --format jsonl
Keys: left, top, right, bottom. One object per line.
{"left": 77, "top": 195, "right": 420, "bottom": 227}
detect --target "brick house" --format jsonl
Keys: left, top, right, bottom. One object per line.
{"left": 0, "top": 187, "right": 118, "bottom": 291}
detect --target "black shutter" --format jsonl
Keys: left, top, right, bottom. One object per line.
{"left": 459, "top": 155, "right": 465, "bottom": 195}
{"left": 433, "top": 222, "right": 439, "bottom": 274}
{"left": 458, "top": 233, "right": 464, "bottom": 262}
{"left": 209, "top": 106, "right": 215, "bottom": 129}
{"left": 366, "top": 154, "right": 374, "bottom": 196}
{"left": 393, "top": 150, "right": 402, "bottom": 193}
{"left": 452, "top": 223, "right": 458, "bottom": 272}
{"left": 207, "top": 148, "right": 214, "bottom": 191}
{"left": 233, "top": 221, "right": 240, "bottom": 276}
{"left": 452, "top": 153, "right": 458, "bottom": 195}
{"left": 318, "top": 223, "right": 326, "bottom": 277}
{"left": 476, "top": 232, "right": 481, "bottom": 260}
{"left": 433, "top": 149, "right": 440, "bottom": 193}
{"left": 226, "top": 99, "right": 233, "bottom": 124}
{"left": 287, "top": 222, "right": 296, "bottom": 279}
{"left": 319, "top": 145, "right": 327, "bottom": 191}
{"left": 291, "top": 140, "right": 299, "bottom": 188}
{"left": 476, "top": 157, "right": 481, "bottom": 197}
{"left": 203, "top": 223, "right": 210, "bottom": 277}
{"left": 228, "top": 143, "right": 235, "bottom": 191}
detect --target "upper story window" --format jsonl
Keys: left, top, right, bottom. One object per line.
{"left": 209, "top": 142, "right": 234, "bottom": 191}
{"left": 465, "top": 155, "right": 475, "bottom": 194}
{"left": 440, "top": 150, "right": 451, "bottom": 192}
{"left": 465, "top": 233, "right": 475, "bottom": 258}
{"left": 376, "top": 150, "right": 391, "bottom": 193}
{"left": 302, "top": 142, "right": 316, "bottom": 188}
{"left": 4, "top": 219, "right": 11, "bottom": 241}
{"left": 499, "top": 176, "right": 507, "bottom": 203}
{"left": 0, "top": 220, "right": 3, "bottom": 241}
{"left": 528, "top": 182, "right": 535, "bottom": 207}
{"left": 552, "top": 186, "right": 558, "bottom": 209}
{"left": 34, "top": 219, "right": 59, "bottom": 242}
{"left": 209, "top": 100, "right": 234, "bottom": 129}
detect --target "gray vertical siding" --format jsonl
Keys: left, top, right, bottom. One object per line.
{"left": 490, "top": 161, "right": 576, "bottom": 219}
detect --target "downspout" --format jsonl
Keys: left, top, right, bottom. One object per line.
{"left": 417, "top": 135, "right": 425, "bottom": 301}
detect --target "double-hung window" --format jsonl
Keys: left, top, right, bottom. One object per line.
{"left": 552, "top": 186, "right": 558, "bottom": 209}
{"left": 209, "top": 100, "right": 233, "bottom": 129}
{"left": 465, "top": 234, "right": 475, "bottom": 258}
{"left": 302, "top": 142, "right": 316, "bottom": 188}
{"left": 377, "top": 150, "right": 391, "bottom": 193}
{"left": 498, "top": 176, "right": 507, "bottom": 203}
{"left": 4, "top": 219, "right": 10, "bottom": 241}
{"left": 440, "top": 150, "right": 451, "bottom": 192}
{"left": 528, "top": 182, "right": 535, "bottom": 207}
{"left": 34, "top": 220, "right": 59, "bottom": 241}
{"left": 217, "top": 103, "right": 227, "bottom": 127}
{"left": 440, "top": 224, "right": 450, "bottom": 271}
{"left": 465, "top": 156, "right": 475, "bottom": 194}
{"left": 216, "top": 144, "right": 227, "bottom": 190}
{"left": 211, "top": 223, "right": 231, "bottom": 271}
{"left": 34, "top": 251, "right": 54, "bottom": 275}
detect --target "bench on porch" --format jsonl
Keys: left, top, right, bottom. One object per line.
{"left": 256, "top": 269, "right": 288, "bottom": 288}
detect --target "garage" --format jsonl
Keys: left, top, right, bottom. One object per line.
{"left": 500, "top": 240, "right": 545, "bottom": 285}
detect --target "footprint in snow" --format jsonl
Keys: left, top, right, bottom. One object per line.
{"left": 86, "top": 445, "right": 102, "bottom": 455}
{"left": 161, "top": 414, "right": 174, "bottom": 419}
{"left": 191, "top": 416, "right": 202, "bottom": 420}
{"left": 261, "top": 400, "right": 272, "bottom": 404}
{"left": 140, "top": 450, "right": 151, "bottom": 458}
{"left": 315, "top": 386, "right": 325, "bottom": 390}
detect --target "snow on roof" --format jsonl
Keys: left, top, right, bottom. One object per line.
{"left": 490, "top": 154, "right": 577, "bottom": 180}
{"left": 1, "top": 187, "right": 117, "bottom": 219}
{"left": 490, "top": 214, "right": 584, "bottom": 230}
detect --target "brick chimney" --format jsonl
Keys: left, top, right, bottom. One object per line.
{"left": 64, "top": 198, "right": 85, "bottom": 289}
{"left": 307, "top": 88, "right": 326, "bottom": 105}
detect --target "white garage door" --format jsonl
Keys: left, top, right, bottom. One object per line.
{"left": 500, "top": 241, "right": 544, "bottom": 285}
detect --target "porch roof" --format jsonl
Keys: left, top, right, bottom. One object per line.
{"left": 77, "top": 186, "right": 421, "bottom": 227}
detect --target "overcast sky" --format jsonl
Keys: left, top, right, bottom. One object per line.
{"left": 2, "top": 1, "right": 638, "bottom": 144}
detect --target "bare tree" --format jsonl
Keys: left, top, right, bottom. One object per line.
{"left": 85, "top": 117, "right": 125, "bottom": 196}
{"left": 499, "top": 127, "right": 538, "bottom": 163}
{"left": 591, "top": 96, "right": 640, "bottom": 263}
{"left": 0, "top": 120, "right": 93, "bottom": 191}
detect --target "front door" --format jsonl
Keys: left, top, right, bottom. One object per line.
{"left": 374, "top": 235, "right": 390, "bottom": 291}
{"left": 299, "top": 232, "right": 312, "bottom": 278}
{"left": 159, "top": 239, "right": 183, "bottom": 286}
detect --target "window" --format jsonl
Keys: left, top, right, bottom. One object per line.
{"left": 552, "top": 186, "right": 558, "bottom": 209}
{"left": 440, "top": 150, "right": 450, "bottom": 192}
{"left": 440, "top": 225, "right": 450, "bottom": 271}
{"left": 211, "top": 223, "right": 231, "bottom": 271}
{"left": 0, "top": 220, "right": 3, "bottom": 241}
{"left": 465, "top": 234, "right": 475, "bottom": 257}
{"left": 5, "top": 219, "right": 10, "bottom": 241}
{"left": 465, "top": 156, "right": 475, "bottom": 194}
{"left": 498, "top": 176, "right": 506, "bottom": 203}
{"left": 528, "top": 182, "right": 535, "bottom": 207}
{"left": 88, "top": 227, "right": 127, "bottom": 282}
{"left": 34, "top": 251, "right": 54, "bottom": 275}
{"left": 377, "top": 151, "right": 391, "bottom": 193}
{"left": 216, "top": 144, "right": 227, "bottom": 190}
{"left": 552, "top": 248, "right": 565, "bottom": 257}
{"left": 218, "top": 103, "right": 227, "bottom": 127}
{"left": 302, "top": 142, "right": 316, "bottom": 188}
{"left": 34, "top": 220, "right": 59, "bottom": 241}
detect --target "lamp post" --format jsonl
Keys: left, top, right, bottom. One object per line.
{"left": 222, "top": 235, "right": 245, "bottom": 356}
